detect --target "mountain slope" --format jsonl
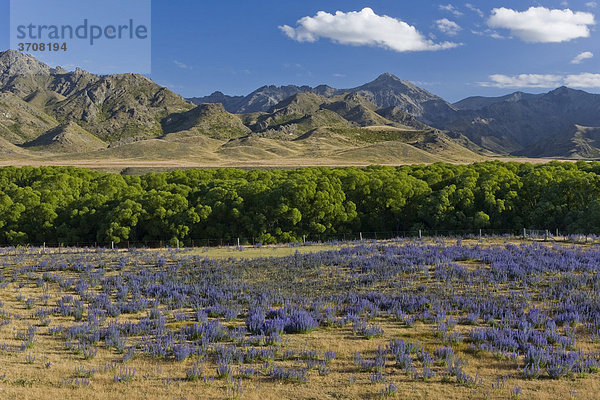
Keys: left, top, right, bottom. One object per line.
{"left": 519, "top": 125, "right": 600, "bottom": 159}
{"left": 51, "top": 73, "right": 194, "bottom": 141}
{"left": 250, "top": 92, "right": 326, "bottom": 131}
{"left": 239, "top": 91, "right": 463, "bottom": 154}
{"left": 161, "top": 103, "right": 250, "bottom": 140}
{"left": 347, "top": 73, "right": 456, "bottom": 126}
{"left": 0, "top": 92, "right": 58, "bottom": 143}
{"left": 23, "top": 121, "right": 108, "bottom": 153}
{"left": 376, "top": 106, "right": 430, "bottom": 130}
{"left": 188, "top": 73, "right": 457, "bottom": 127}
{"left": 444, "top": 87, "right": 600, "bottom": 154}
{"left": 189, "top": 73, "right": 600, "bottom": 159}
{"left": 0, "top": 51, "right": 194, "bottom": 144}
{"left": 5, "top": 50, "right": 585, "bottom": 164}
{"left": 321, "top": 93, "right": 395, "bottom": 127}
{"left": 0, "top": 50, "right": 60, "bottom": 87}
{"left": 0, "top": 136, "right": 29, "bottom": 155}
{"left": 191, "top": 85, "right": 319, "bottom": 114}
{"left": 187, "top": 91, "right": 245, "bottom": 113}
{"left": 453, "top": 92, "right": 540, "bottom": 111}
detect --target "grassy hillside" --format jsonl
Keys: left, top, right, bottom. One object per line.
{"left": 0, "top": 51, "right": 486, "bottom": 166}
{"left": 162, "top": 103, "right": 250, "bottom": 140}
{"left": 23, "top": 122, "right": 108, "bottom": 153}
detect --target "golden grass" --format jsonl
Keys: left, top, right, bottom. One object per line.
{"left": 184, "top": 243, "right": 343, "bottom": 259}
{"left": 0, "top": 129, "right": 487, "bottom": 172}
{"left": 0, "top": 242, "right": 598, "bottom": 399}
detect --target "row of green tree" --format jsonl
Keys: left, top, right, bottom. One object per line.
{"left": 1, "top": 161, "right": 600, "bottom": 245}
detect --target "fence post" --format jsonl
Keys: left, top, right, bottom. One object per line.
{"left": 556, "top": 228, "right": 559, "bottom": 237}
{"left": 545, "top": 230, "right": 548, "bottom": 241}
{"left": 111, "top": 241, "right": 114, "bottom": 250}
{"left": 237, "top": 238, "right": 240, "bottom": 248}
{"left": 523, "top": 228, "right": 526, "bottom": 240}
{"left": 419, "top": 230, "right": 422, "bottom": 239}
{"left": 43, "top": 242, "right": 46, "bottom": 253}
{"left": 479, "top": 229, "right": 482, "bottom": 240}
{"left": 303, "top": 235, "right": 306, "bottom": 244}
{"left": 359, "top": 232, "right": 363, "bottom": 241}
{"left": 176, "top": 238, "right": 180, "bottom": 250}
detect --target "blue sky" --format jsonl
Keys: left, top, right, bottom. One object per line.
{"left": 1, "top": 0, "right": 600, "bottom": 102}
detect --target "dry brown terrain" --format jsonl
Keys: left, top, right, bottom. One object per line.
{"left": 0, "top": 240, "right": 598, "bottom": 399}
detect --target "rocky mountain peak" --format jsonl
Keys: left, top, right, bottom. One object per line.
{"left": 546, "top": 86, "right": 582, "bottom": 97}
{"left": 373, "top": 72, "right": 402, "bottom": 83}
{"left": 0, "top": 50, "right": 53, "bottom": 80}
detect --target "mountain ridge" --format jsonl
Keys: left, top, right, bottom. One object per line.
{"left": 0, "top": 51, "right": 484, "bottom": 165}
{"left": 189, "top": 74, "right": 600, "bottom": 158}
{"left": 443, "top": 86, "right": 600, "bottom": 155}
{"left": 2, "top": 50, "right": 600, "bottom": 163}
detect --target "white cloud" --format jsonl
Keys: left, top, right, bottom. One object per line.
{"left": 571, "top": 51, "right": 594, "bottom": 64}
{"left": 481, "top": 74, "right": 563, "bottom": 88}
{"left": 173, "top": 60, "right": 192, "bottom": 70}
{"left": 586, "top": 2, "right": 598, "bottom": 8}
{"left": 565, "top": 73, "right": 600, "bottom": 87}
{"left": 465, "top": 3, "right": 484, "bottom": 17}
{"left": 279, "top": 8, "right": 459, "bottom": 52}
{"left": 436, "top": 18, "right": 462, "bottom": 35}
{"left": 480, "top": 73, "right": 600, "bottom": 88}
{"left": 439, "top": 4, "right": 463, "bottom": 17}
{"left": 487, "top": 7, "right": 595, "bottom": 43}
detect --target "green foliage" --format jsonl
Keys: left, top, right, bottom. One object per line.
{"left": 1, "top": 161, "right": 600, "bottom": 244}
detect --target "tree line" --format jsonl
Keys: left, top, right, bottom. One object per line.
{"left": 1, "top": 161, "right": 600, "bottom": 245}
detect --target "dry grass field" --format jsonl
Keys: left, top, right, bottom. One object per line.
{"left": 1, "top": 130, "right": 488, "bottom": 173}
{"left": 0, "top": 240, "right": 598, "bottom": 399}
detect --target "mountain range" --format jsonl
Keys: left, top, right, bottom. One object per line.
{"left": 192, "top": 74, "right": 600, "bottom": 159}
{"left": 1, "top": 49, "right": 600, "bottom": 167}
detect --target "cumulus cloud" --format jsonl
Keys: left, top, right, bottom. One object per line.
{"left": 439, "top": 4, "right": 463, "bottom": 16}
{"left": 465, "top": 3, "right": 484, "bottom": 17}
{"left": 571, "top": 51, "right": 594, "bottom": 64}
{"left": 436, "top": 18, "right": 462, "bottom": 35}
{"left": 565, "top": 73, "right": 600, "bottom": 87}
{"left": 471, "top": 28, "right": 505, "bottom": 39}
{"left": 173, "top": 60, "right": 192, "bottom": 70}
{"left": 480, "top": 73, "right": 600, "bottom": 88}
{"left": 279, "top": 8, "right": 459, "bottom": 52}
{"left": 487, "top": 7, "right": 595, "bottom": 43}
{"left": 480, "top": 74, "right": 563, "bottom": 88}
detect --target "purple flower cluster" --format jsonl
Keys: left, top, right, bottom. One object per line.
{"left": 2, "top": 240, "right": 600, "bottom": 396}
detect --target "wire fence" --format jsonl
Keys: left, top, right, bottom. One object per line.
{"left": 0, "top": 228, "right": 598, "bottom": 256}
